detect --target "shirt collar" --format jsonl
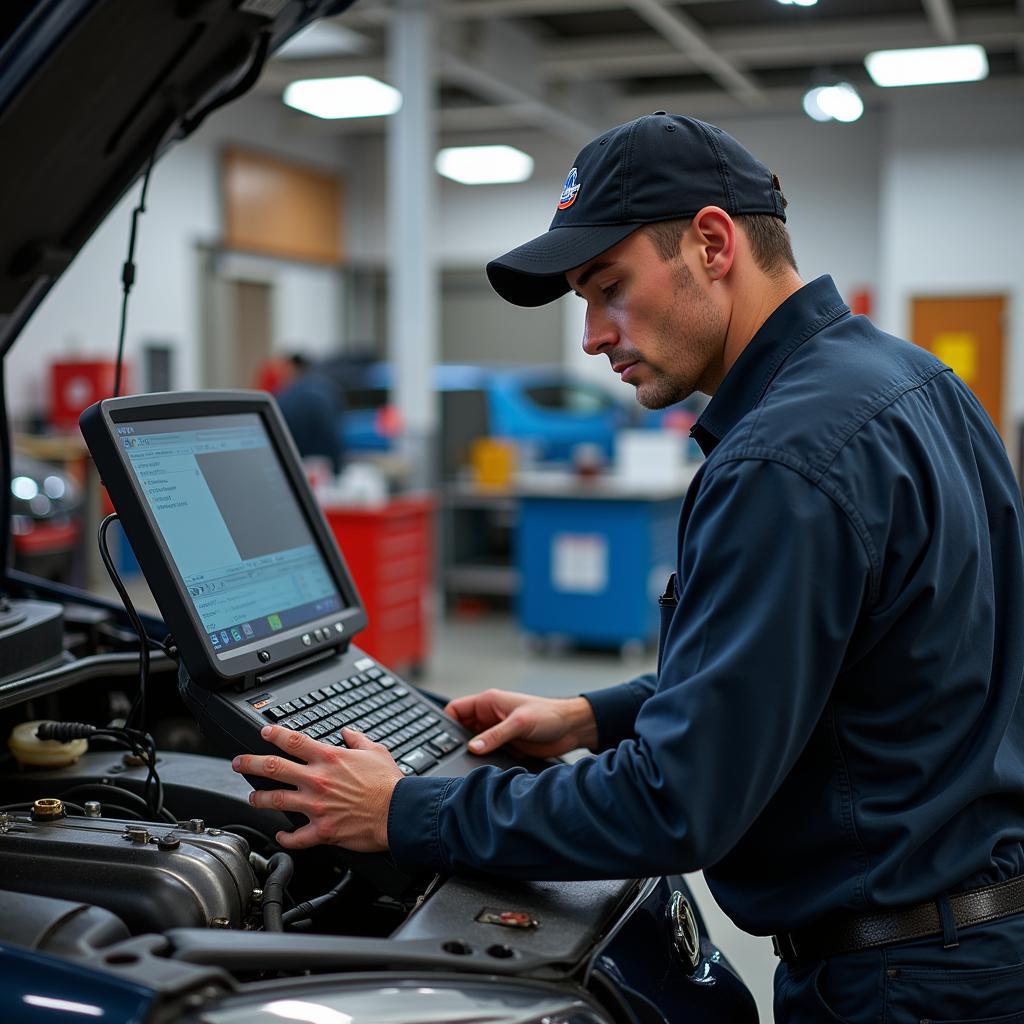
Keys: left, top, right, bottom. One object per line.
{"left": 691, "top": 274, "right": 851, "bottom": 457}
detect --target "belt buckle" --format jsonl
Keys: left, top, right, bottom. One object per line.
{"left": 772, "top": 933, "right": 801, "bottom": 963}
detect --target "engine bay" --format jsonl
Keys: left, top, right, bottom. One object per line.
{"left": 0, "top": 598, "right": 661, "bottom": 1023}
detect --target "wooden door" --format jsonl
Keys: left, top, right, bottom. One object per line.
{"left": 911, "top": 295, "right": 1006, "bottom": 434}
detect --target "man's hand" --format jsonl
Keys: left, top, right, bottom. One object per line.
{"left": 232, "top": 725, "right": 403, "bottom": 852}
{"left": 445, "top": 690, "right": 598, "bottom": 758}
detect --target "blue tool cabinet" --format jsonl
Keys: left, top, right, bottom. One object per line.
{"left": 516, "top": 481, "right": 687, "bottom": 652}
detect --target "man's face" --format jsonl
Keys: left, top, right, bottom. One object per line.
{"left": 567, "top": 228, "right": 726, "bottom": 409}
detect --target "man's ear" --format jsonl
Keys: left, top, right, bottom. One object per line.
{"left": 690, "top": 206, "right": 735, "bottom": 281}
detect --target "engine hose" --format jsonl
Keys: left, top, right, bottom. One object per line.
{"left": 261, "top": 851, "right": 294, "bottom": 932}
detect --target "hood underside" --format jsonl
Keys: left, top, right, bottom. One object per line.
{"left": 0, "top": 0, "right": 353, "bottom": 358}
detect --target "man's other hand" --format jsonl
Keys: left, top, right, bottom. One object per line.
{"left": 444, "top": 690, "right": 598, "bottom": 758}
{"left": 232, "top": 725, "right": 403, "bottom": 852}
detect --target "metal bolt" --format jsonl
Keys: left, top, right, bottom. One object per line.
{"left": 124, "top": 826, "right": 151, "bottom": 844}
{"left": 157, "top": 834, "right": 180, "bottom": 851}
{"left": 209, "top": 917, "right": 231, "bottom": 928}
{"left": 186, "top": 818, "right": 205, "bottom": 833}
{"left": 84, "top": 801, "right": 102, "bottom": 817}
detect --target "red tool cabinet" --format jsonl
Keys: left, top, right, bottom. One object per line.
{"left": 322, "top": 495, "right": 434, "bottom": 675}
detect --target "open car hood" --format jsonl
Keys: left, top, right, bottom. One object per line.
{"left": 0, "top": 0, "right": 353, "bottom": 359}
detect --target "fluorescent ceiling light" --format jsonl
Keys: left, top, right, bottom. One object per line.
{"left": 803, "top": 83, "right": 864, "bottom": 123}
{"left": 865, "top": 44, "right": 988, "bottom": 87}
{"left": 435, "top": 145, "right": 534, "bottom": 185}
{"left": 283, "top": 76, "right": 401, "bottom": 119}
{"left": 777, "top": 0, "right": 818, "bottom": 6}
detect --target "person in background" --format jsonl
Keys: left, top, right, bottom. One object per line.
{"left": 274, "top": 353, "right": 345, "bottom": 474}
{"left": 234, "top": 113, "right": 1024, "bottom": 1023}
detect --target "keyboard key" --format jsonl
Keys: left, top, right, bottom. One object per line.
{"left": 398, "top": 747, "right": 438, "bottom": 774}
{"left": 378, "top": 674, "right": 396, "bottom": 688}
{"left": 279, "top": 701, "right": 296, "bottom": 714}
{"left": 263, "top": 706, "right": 287, "bottom": 721}
{"left": 398, "top": 762, "right": 416, "bottom": 776}
{"left": 431, "top": 731, "right": 460, "bottom": 754}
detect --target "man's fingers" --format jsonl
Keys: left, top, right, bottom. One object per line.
{"left": 248, "top": 785, "right": 308, "bottom": 815}
{"left": 232, "top": 751, "right": 308, "bottom": 787}
{"left": 468, "top": 714, "right": 523, "bottom": 754}
{"left": 444, "top": 695, "right": 476, "bottom": 722}
{"left": 275, "top": 823, "right": 321, "bottom": 850}
{"left": 258, "top": 724, "right": 332, "bottom": 763}
{"left": 341, "top": 727, "right": 377, "bottom": 750}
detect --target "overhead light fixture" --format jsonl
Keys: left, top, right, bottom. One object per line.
{"left": 777, "top": 0, "right": 818, "bottom": 6}
{"left": 283, "top": 76, "right": 401, "bottom": 119}
{"left": 803, "top": 83, "right": 864, "bottom": 123}
{"left": 865, "top": 44, "right": 989, "bottom": 87}
{"left": 435, "top": 145, "right": 535, "bottom": 185}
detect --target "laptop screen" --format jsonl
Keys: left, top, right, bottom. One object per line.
{"left": 118, "top": 412, "right": 346, "bottom": 661}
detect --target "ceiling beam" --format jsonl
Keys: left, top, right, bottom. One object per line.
{"left": 263, "top": 12, "right": 1024, "bottom": 90}
{"left": 921, "top": 0, "right": 957, "bottom": 42}
{"left": 619, "top": 73, "right": 1024, "bottom": 123}
{"left": 540, "top": 13, "right": 1024, "bottom": 79}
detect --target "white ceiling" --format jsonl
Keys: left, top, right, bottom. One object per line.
{"left": 258, "top": 0, "right": 1024, "bottom": 144}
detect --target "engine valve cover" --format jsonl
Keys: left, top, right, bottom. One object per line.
{"left": 0, "top": 812, "right": 256, "bottom": 933}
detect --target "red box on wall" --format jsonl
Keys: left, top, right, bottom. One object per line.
{"left": 322, "top": 495, "right": 435, "bottom": 674}
{"left": 50, "top": 359, "right": 128, "bottom": 431}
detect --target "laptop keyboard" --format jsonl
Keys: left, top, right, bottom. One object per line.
{"left": 259, "top": 666, "right": 462, "bottom": 775}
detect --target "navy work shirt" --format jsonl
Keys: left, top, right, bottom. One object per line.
{"left": 388, "top": 276, "right": 1024, "bottom": 935}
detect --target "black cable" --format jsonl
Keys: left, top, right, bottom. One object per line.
{"left": 282, "top": 870, "right": 354, "bottom": 927}
{"left": 222, "top": 823, "right": 278, "bottom": 854}
{"left": 56, "top": 782, "right": 150, "bottom": 812}
{"left": 97, "top": 513, "right": 149, "bottom": 732}
{"left": 56, "top": 782, "right": 174, "bottom": 823}
{"left": 113, "top": 150, "right": 156, "bottom": 399}
{"left": 261, "top": 851, "right": 295, "bottom": 933}
{"left": 35, "top": 721, "right": 164, "bottom": 820}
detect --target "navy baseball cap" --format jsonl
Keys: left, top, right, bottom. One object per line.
{"left": 486, "top": 112, "right": 787, "bottom": 307}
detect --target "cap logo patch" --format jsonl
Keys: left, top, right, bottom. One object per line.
{"left": 558, "top": 167, "right": 581, "bottom": 209}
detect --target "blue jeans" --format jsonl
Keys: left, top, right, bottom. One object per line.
{"left": 774, "top": 911, "right": 1024, "bottom": 1023}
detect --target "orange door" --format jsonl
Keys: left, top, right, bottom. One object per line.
{"left": 911, "top": 295, "right": 1007, "bottom": 436}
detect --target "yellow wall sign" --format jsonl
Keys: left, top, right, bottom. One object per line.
{"left": 933, "top": 332, "right": 978, "bottom": 383}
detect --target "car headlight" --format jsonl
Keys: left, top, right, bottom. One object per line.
{"left": 190, "top": 976, "right": 611, "bottom": 1024}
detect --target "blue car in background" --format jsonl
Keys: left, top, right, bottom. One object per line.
{"left": 326, "top": 359, "right": 634, "bottom": 465}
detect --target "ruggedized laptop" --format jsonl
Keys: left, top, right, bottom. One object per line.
{"left": 80, "top": 390, "right": 523, "bottom": 888}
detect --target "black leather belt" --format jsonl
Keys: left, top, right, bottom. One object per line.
{"left": 772, "top": 874, "right": 1024, "bottom": 965}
